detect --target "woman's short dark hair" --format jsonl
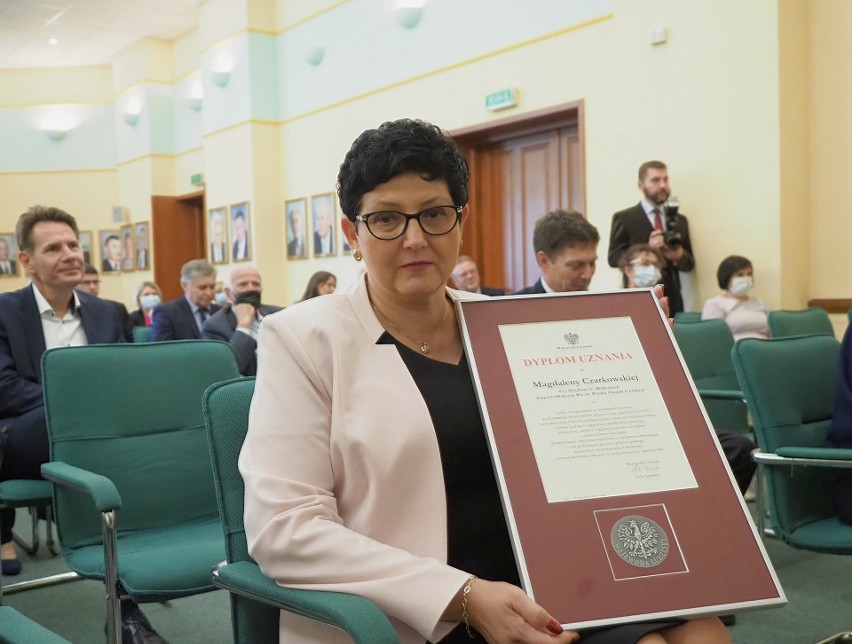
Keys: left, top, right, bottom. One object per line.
{"left": 716, "top": 255, "right": 752, "bottom": 289}
{"left": 16, "top": 205, "right": 79, "bottom": 253}
{"left": 300, "top": 271, "right": 335, "bottom": 301}
{"left": 336, "top": 119, "right": 469, "bottom": 220}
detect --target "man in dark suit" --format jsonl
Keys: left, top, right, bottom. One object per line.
{"left": 286, "top": 207, "right": 306, "bottom": 258}
{"left": 313, "top": 198, "right": 334, "bottom": 256}
{"left": 0, "top": 207, "right": 165, "bottom": 643}
{"left": 513, "top": 209, "right": 599, "bottom": 294}
{"left": 102, "top": 234, "right": 122, "bottom": 272}
{"left": 0, "top": 237, "right": 16, "bottom": 275}
{"left": 76, "top": 264, "right": 133, "bottom": 342}
{"left": 451, "top": 255, "right": 504, "bottom": 296}
{"left": 202, "top": 266, "right": 281, "bottom": 376}
{"left": 151, "top": 259, "right": 220, "bottom": 341}
{"left": 607, "top": 160, "right": 694, "bottom": 314}
{"left": 232, "top": 211, "right": 249, "bottom": 260}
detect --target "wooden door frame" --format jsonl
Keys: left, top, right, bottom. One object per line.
{"left": 451, "top": 100, "right": 586, "bottom": 289}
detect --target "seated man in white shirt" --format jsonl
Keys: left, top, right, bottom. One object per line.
{"left": 0, "top": 207, "right": 166, "bottom": 643}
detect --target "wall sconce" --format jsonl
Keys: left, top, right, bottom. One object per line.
{"left": 46, "top": 128, "right": 68, "bottom": 141}
{"left": 187, "top": 80, "right": 204, "bottom": 111}
{"left": 123, "top": 99, "right": 141, "bottom": 126}
{"left": 122, "top": 111, "right": 139, "bottom": 126}
{"left": 42, "top": 111, "right": 75, "bottom": 141}
{"left": 211, "top": 69, "right": 231, "bottom": 87}
{"left": 303, "top": 45, "right": 325, "bottom": 66}
{"left": 394, "top": 0, "right": 426, "bottom": 29}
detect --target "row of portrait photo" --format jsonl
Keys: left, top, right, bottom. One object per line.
{"left": 207, "top": 202, "right": 251, "bottom": 264}
{"left": 285, "top": 192, "right": 351, "bottom": 260}
{"left": 0, "top": 222, "right": 150, "bottom": 278}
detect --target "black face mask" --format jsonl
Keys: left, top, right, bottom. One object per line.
{"left": 234, "top": 290, "right": 261, "bottom": 309}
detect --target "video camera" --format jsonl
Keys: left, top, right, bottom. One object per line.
{"left": 663, "top": 196, "right": 681, "bottom": 250}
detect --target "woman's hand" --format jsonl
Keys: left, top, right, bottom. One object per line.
{"left": 465, "top": 579, "right": 579, "bottom": 643}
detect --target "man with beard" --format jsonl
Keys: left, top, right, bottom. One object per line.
{"left": 608, "top": 160, "right": 694, "bottom": 314}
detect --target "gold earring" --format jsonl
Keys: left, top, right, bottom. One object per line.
{"left": 353, "top": 249, "right": 362, "bottom": 262}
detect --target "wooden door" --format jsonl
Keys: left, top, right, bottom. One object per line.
{"left": 151, "top": 192, "right": 205, "bottom": 301}
{"left": 453, "top": 103, "right": 585, "bottom": 292}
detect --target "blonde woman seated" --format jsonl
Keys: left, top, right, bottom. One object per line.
{"left": 128, "top": 281, "right": 162, "bottom": 328}
{"left": 240, "top": 119, "right": 730, "bottom": 644}
{"left": 701, "top": 255, "right": 769, "bottom": 341}
{"left": 618, "top": 243, "right": 664, "bottom": 289}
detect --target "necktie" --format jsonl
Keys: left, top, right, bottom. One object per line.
{"left": 652, "top": 208, "right": 663, "bottom": 232}
{"left": 197, "top": 308, "right": 209, "bottom": 330}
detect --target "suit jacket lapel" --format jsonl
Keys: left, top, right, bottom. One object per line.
{"left": 20, "top": 288, "right": 47, "bottom": 382}
{"left": 179, "top": 297, "right": 201, "bottom": 339}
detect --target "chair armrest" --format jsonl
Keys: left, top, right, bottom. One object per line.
{"left": 41, "top": 462, "right": 123, "bottom": 512}
{"left": 213, "top": 561, "right": 399, "bottom": 644}
{"left": 753, "top": 449, "right": 852, "bottom": 469}
{"left": 696, "top": 388, "right": 746, "bottom": 402}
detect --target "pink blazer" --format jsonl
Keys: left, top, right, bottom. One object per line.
{"left": 240, "top": 274, "right": 481, "bottom": 643}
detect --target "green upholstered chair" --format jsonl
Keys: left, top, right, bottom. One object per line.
{"left": 672, "top": 319, "right": 750, "bottom": 438}
{"left": 0, "top": 480, "right": 79, "bottom": 599}
{"left": 40, "top": 341, "right": 240, "bottom": 644}
{"left": 202, "top": 378, "right": 399, "bottom": 644}
{"left": 0, "top": 606, "right": 70, "bottom": 644}
{"left": 731, "top": 335, "right": 852, "bottom": 642}
{"left": 767, "top": 307, "right": 834, "bottom": 338}
{"left": 0, "top": 479, "right": 56, "bottom": 558}
{"left": 131, "top": 326, "right": 152, "bottom": 343}
{"left": 673, "top": 311, "right": 702, "bottom": 324}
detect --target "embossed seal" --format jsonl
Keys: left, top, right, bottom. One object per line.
{"left": 610, "top": 515, "right": 670, "bottom": 568}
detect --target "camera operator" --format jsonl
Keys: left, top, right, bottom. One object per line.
{"left": 607, "top": 160, "right": 695, "bottom": 314}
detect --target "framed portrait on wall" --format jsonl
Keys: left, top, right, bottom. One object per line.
{"left": 208, "top": 207, "right": 229, "bottom": 264}
{"left": 0, "top": 233, "right": 18, "bottom": 276}
{"left": 120, "top": 224, "right": 135, "bottom": 272}
{"left": 311, "top": 193, "right": 336, "bottom": 257}
{"left": 99, "top": 229, "right": 122, "bottom": 273}
{"left": 78, "top": 231, "right": 93, "bottom": 266}
{"left": 285, "top": 198, "right": 308, "bottom": 260}
{"left": 230, "top": 202, "right": 251, "bottom": 262}
{"left": 135, "top": 222, "right": 150, "bottom": 271}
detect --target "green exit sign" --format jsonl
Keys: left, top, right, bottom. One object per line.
{"left": 485, "top": 88, "right": 518, "bottom": 111}
{"left": 191, "top": 173, "right": 204, "bottom": 186}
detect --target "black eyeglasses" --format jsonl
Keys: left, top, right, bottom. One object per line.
{"left": 355, "top": 205, "right": 462, "bottom": 241}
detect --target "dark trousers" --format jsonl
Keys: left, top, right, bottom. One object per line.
{"left": 0, "top": 406, "right": 49, "bottom": 544}
{"left": 718, "top": 431, "right": 756, "bottom": 495}
{"left": 831, "top": 470, "right": 852, "bottom": 525}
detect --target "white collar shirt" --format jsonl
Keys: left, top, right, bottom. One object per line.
{"left": 32, "top": 283, "right": 88, "bottom": 349}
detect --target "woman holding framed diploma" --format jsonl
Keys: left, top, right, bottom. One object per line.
{"left": 240, "top": 119, "right": 730, "bottom": 644}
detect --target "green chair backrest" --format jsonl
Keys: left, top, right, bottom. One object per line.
{"left": 202, "top": 377, "right": 281, "bottom": 643}
{"left": 132, "top": 326, "right": 152, "bottom": 343}
{"left": 674, "top": 311, "right": 702, "bottom": 324}
{"left": 672, "top": 318, "right": 748, "bottom": 433}
{"left": 767, "top": 307, "right": 833, "bottom": 338}
{"left": 42, "top": 341, "right": 240, "bottom": 551}
{"left": 732, "top": 335, "right": 841, "bottom": 539}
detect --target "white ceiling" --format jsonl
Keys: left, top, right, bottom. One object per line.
{"left": 0, "top": 0, "right": 202, "bottom": 69}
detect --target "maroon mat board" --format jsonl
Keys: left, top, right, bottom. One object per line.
{"left": 457, "top": 289, "right": 785, "bottom": 628}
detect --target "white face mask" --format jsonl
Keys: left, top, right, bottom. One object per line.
{"left": 729, "top": 275, "right": 753, "bottom": 296}
{"left": 139, "top": 294, "right": 160, "bottom": 309}
{"left": 632, "top": 265, "right": 662, "bottom": 288}
{"left": 214, "top": 292, "right": 229, "bottom": 305}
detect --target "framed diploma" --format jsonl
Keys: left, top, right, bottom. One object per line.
{"left": 456, "top": 289, "right": 785, "bottom": 629}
